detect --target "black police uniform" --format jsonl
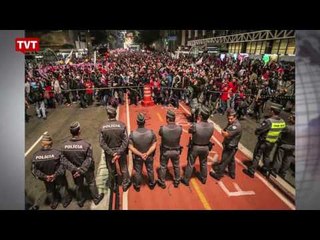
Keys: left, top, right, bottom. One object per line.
{"left": 62, "top": 136, "right": 102, "bottom": 206}
{"left": 129, "top": 115, "right": 157, "bottom": 190}
{"left": 211, "top": 111, "right": 242, "bottom": 180}
{"left": 158, "top": 111, "right": 183, "bottom": 188}
{"left": 182, "top": 107, "right": 214, "bottom": 185}
{"left": 100, "top": 108, "right": 131, "bottom": 191}
{"left": 271, "top": 123, "right": 295, "bottom": 178}
{"left": 32, "top": 147, "right": 71, "bottom": 209}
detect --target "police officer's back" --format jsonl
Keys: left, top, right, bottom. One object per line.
{"left": 32, "top": 134, "right": 71, "bottom": 209}
{"left": 210, "top": 108, "right": 242, "bottom": 180}
{"left": 181, "top": 106, "right": 214, "bottom": 186}
{"left": 62, "top": 121, "right": 104, "bottom": 207}
{"left": 157, "top": 110, "right": 183, "bottom": 188}
{"left": 99, "top": 106, "right": 131, "bottom": 192}
{"left": 129, "top": 113, "right": 157, "bottom": 191}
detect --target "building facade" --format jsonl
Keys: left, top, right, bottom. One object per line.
{"left": 179, "top": 30, "right": 295, "bottom": 55}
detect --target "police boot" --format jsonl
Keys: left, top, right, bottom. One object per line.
{"left": 243, "top": 168, "right": 255, "bottom": 178}
{"left": 157, "top": 179, "right": 166, "bottom": 189}
{"left": 229, "top": 173, "right": 236, "bottom": 180}
{"left": 268, "top": 169, "right": 277, "bottom": 178}
{"left": 93, "top": 193, "right": 104, "bottom": 205}
{"left": 173, "top": 179, "right": 180, "bottom": 188}
{"left": 260, "top": 166, "right": 269, "bottom": 177}
{"left": 77, "top": 200, "right": 86, "bottom": 208}
{"left": 133, "top": 184, "right": 141, "bottom": 192}
{"left": 62, "top": 197, "right": 72, "bottom": 208}
{"left": 180, "top": 178, "right": 189, "bottom": 187}
{"left": 148, "top": 182, "right": 156, "bottom": 190}
{"left": 195, "top": 172, "right": 207, "bottom": 184}
{"left": 123, "top": 181, "right": 132, "bottom": 192}
{"left": 209, "top": 171, "right": 222, "bottom": 181}
{"left": 50, "top": 201, "right": 59, "bottom": 210}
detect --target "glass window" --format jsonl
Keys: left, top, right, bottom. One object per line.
{"left": 271, "top": 40, "right": 280, "bottom": 54}
{"left": 261, "top": 41, "right": 267, "bottom": 54}
{"left": 278, "top": 39, "right": 288, "bottom": 54}
{"left": 229, "top": 44, "right": 232, "bottom": 53}
{"left": 286, "top": 38, "right": 295, "bottom": 55}
{"left": 231, "top": 44, "right": 235, "bottom": 53}
{"left": 256, "top": 41, "right": 262, "bottom": 54}
{"left": 246, "top": 42, "right": 251, "bottom": 53}
{"left": 251, "top": 42, "right": 257, "bottom": 54}
{"left": 234, "top": 43, "right": 239, "bottom": 53}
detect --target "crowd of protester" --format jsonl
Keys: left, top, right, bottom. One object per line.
{"left": 25, "top": 49, "right": 295, "bottom": 122}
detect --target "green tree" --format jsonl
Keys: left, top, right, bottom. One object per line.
{"left": 136, "top": 30, "right": 160, "bottom": 46}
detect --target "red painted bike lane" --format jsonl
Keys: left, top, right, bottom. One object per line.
{"left": 117, "top": 98, "right": 294, "bottom": 210}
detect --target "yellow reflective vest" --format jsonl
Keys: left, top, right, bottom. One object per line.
{"left": 265, "top": 118, "right": 286, "bottom": 143}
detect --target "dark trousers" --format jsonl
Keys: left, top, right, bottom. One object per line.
{"left": 43, "top": 175, "right": 71, "bottom": 205}
{"left": 118, "top": 90, "right": 124, "bottom": 104}
{"left": 184, "top": 146, "right": 209, "bottom": 182}
{"left": 272, "top": 144, "right": 294, "bottom": 177}
{"left": 133, "top": 156, "right": 155, "bottom": 187}
{"left": 253, "top": 103, "right": 262, "bottom": 121}
{"left": 249, "top": 140, "right": 274, "bottom": 173}
{"left": 220, "top": 100, "right": 227, "bottom": 114}
{"left": 213, "top": 147, "right": 237, "bottom": 177}
{"left": 105, "top": 153, "right": 131, "bottom": 190}
{"left": 45, "top": 98, "right": 55, "bottom": 108}
{"left": 85, "top": 93, "right": 93, "bottom": 106}
{"left": 71, "top": 90, "right": 77, "bottom": 102}
{"left": 64, "top": 91, "right": 71, "bottom": 104}
{"left": 158, "top": 150, "right": 181, "bottom": 184}
{"left": 129, "top": 93, "right": 137, "bottom": 105}
{"left": 79, "top": 92, "right": 87, "bottom": 108}
{"left": 171, "top": 96, "right": 179, "bottom": 108}
{"left": 73, "top": 168, "right": 99, "bottom": 203}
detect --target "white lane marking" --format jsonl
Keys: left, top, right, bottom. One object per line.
{"left": 218, "top": 181, "right": 256, "bottom": 197}
{"left": 234, "top": 183, "right": 242, "bottom": 192}
{"left": 90, "top": 150, "right": 109, "bottom": 210}
{"left": 122, "top": 94, "right": 132, "bottom": 210}
{"left": 179, "top": 102, "right": 295, "bottom": 210}
{"left": 25, "top": 131, "right": 48, "bottom": 157}
{"left": 212, "top": 134, "right": 295, "bottom": 209}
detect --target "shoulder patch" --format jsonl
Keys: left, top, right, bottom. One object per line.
{"left": 232, "top": 125, "right": 237, "bottom": 130}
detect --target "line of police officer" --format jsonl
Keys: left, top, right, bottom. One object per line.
{"left": 98, "top": 105, "right": 238, "bottom": 191}
{"left": 31, "top": 102, "right": 292, "bottom": 209}
{"left": 31, "top": 122, "right": 104, "bottom": 209}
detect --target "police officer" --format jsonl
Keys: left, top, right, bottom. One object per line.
{"left": 270, "top": 111, "right": 295, "bottom": 178}
{"left": 129, "top": 113, "right": 157, "bottom": 192}
{"left": 62, "top": 122, "right": 104, "bottom": 207}
{"left": 100, "top": 106, "right": 132, "bottom": 192}
{"left": 32, "top": 134, "right": 72, "bottom": 209}
{"left": 181, "top": 106, "right": 214, "bottom": 186}
{"left": 210, "top": 108, "right": 242, "bottom": 180}
{"left": 243, "top": 103, "right": 286, "bottom": 178}
{"left": 157, "top": 110, "right": 183, "bottom": 188}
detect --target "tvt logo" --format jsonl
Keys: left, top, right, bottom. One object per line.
{"left": 15, "top": 38, "right": 40, "bottom": 53}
